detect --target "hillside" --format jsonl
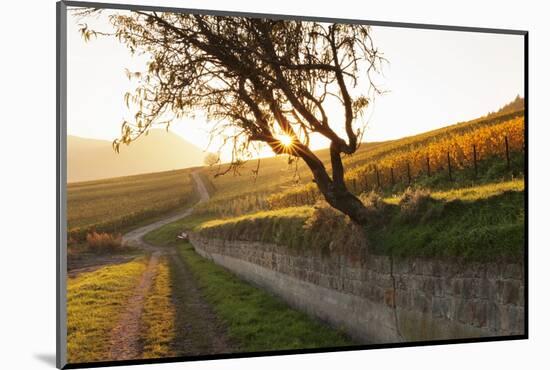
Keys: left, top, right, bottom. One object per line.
{"left": 67, "top": 103, "right": 525, "bottom": 241}
{"left": 68, "top": 129, "right": 206, "bottom": 182}
{"left": 487, "top": 95, "right": 524, "bottom": 117}
{"left": 196, "top": 108, "right": 525, "bottom": 217}
{"left": 67, "top": 168, "right": 199, "bottom": 242}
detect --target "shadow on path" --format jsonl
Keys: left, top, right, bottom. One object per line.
{"left": 167, "top": 250, "right": 237, "bottom": 356}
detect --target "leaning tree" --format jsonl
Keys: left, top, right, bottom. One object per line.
{"left": 79, "top": 10, "right": 384, "bottom": 225}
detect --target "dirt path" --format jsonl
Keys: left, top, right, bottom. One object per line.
{"left": 108, "top": 252, "right": 160, "bottom": 360}
{"left": 122, "top": 172, "right": 210, "bottom": 249}
{"left": 107, "top": 171, "right": 233, "bottom": 360}
{"left": 67, "top": 173, "right": 210, "bottom": 277}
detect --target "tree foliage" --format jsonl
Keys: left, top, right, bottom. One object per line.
{"left": 204, "top": 152, "right": 220, "bottom": 167}
{"left": 78, "top": 9, "right": 385, "bottom": 224}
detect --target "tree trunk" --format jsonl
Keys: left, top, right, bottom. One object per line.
{"left": 296, "top": 142, "right": 369, "bottom": 225}
{"left": 322, "top": 185, "right": 370, "bottom": 225}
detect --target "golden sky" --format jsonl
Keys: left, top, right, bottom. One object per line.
{"left": 67, "top": 9, "right": 524, "bottom": 161}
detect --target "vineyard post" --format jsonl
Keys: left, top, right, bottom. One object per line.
{"left": 375, "top": 166, "right": 381, "bottom": 188}
{"left": 447, "top": 151, "right": 453, "bottom": 181}
{"left": 473, "top": 144, "right": 478, "bottom": 178}
{"left": 505, "top": 135, "right": 511, "bottom": 169}
{"left": 406, "top": 162, "right": 411, "bottom": 185}
{"left": 426, "top": 156, "right": 431, "bottom": 177}
{"left": 364, "top": 174, "right": 368, "bottom": 192}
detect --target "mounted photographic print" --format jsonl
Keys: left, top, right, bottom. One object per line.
{"left": 56, "top": 1, "right": 528, "bottom": 368}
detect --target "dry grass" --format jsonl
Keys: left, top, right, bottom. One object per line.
{"left": 68, "top": 169, "right": 197, "bottom": 242}
{"left": 303, "top": 202, "right": 367, "bottom": 253}
{"left": 67, "top": 258, "right": 148, "bottom": 364}
{"left": 398, "top": 187, "right": 437, "bottom": 222}
{"left": 140, "top": 258, "right": 176, "bottom": 359}
{"left": 86, "top": 231, "right": 124, "bottom": 253}
{"left": 358, "top": 191, "right": 390, "bottom": 226}
{"left": 197, "top": 205, "right": 366, "bottom": 253}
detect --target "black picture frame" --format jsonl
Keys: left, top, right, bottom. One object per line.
{"left": 56, "top": 1, "right": 528, "bottom": 368}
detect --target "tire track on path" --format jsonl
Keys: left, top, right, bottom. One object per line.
{"left": 108, "top": 252, "right": 160, "bottom": 360}
{"left": 108, "top": 171, "right": 222, "bottom": 360}
{"left": 167, "top": 249, "right": 235, "bottom": 355}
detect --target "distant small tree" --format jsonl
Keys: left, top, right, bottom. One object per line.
{"left": 77, "top": 9, "right": 385, "bottom": 225}
{"left": 204, "top": 153, "right": 220, "bottom": 168}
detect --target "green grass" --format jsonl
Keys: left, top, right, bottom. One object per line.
{"left": 68, "top": 168, "right": 198, "bottom": 242}
{"left": 384, "top": 178, "right": 524, "bottom": 204}
{"left": 67, "top": 258, "right": 148, "bottom": 363}
{"left": 144, "top": 219, "right": 355, "bottom": 351}
{"left": 196, "top": 207, "right": 315, "bottom": 250}
{"left": 265, "top": 151, "right": 525, "bottom": 211}
{"left": 193, "top": 180, "right": 524, "bottom": 262}
{"left": 429, "top": 178, "right": 524, "bottom": 201}
{"left": 369, "top": 189, "right": 524, "bottom": 262}
{"left": 398, "top": 152, "right": 525, "bottom": 195}
{"left": 176, "top": 242, "right": 354, "bottom": 351}
{"left": 143, "top": 215, "right": 213, "bottom": 246}
{"left": 199, "top": 206, "right": 313, "bottom": 230}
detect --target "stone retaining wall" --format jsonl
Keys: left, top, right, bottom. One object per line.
{"left": 189, "top": 235, "right": 524, "bottom": 343}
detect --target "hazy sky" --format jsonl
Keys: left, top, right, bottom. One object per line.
{"left": 67, "top": 9, "right": 524, "bottom": 160}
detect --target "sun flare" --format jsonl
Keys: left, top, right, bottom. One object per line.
{"left": 278, "top": 134, "right": 293, "bottom": 147}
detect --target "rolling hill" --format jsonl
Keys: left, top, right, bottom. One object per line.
{"left": 68, "top": 129, "right": 206, "bottom": 182}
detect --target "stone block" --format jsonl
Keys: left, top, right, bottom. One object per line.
{"left": 395, "top": 289, "right": 410, "bottom": 308}
{"left": 479, "top": 279, "right": 491, "bottom": 300}
{"left": 503, "top": 263, "right": 523, "bottom": 280}
{"left": 433, "top": 278, "right": 444, "bottom": 298}
{"left": 318, "top": 274, "right": 330, "bottom": 288}
{"left": 431, "top": 261, "right": 443, "bottom": 277}
{"left": 384, "top": 288, "right": 396, "bottom": 308}
{"left": 393, "top": 260, "right": 411, "bottom": 275}
{"left": 396, "top": 276, "right": 408, "bottom": 291}
{"left": 413, "top": 293, "right": 430, "bottom": 314}
{"left": 502, "top": 280, "right": 520, "bottom": 305}
{"left": 487, "top": 302, "right": 501, "bottom": 331}
{"left": 462, "top": 278, "right": 476, "bottom": 299}
{"left": 472, "top": 300, "right": 488, "bottom": 328}
{"left": 457, "top": 300, "right": 475, "bottom": 325}
{"left": 509, "top": 307, "right": 525, "bottom": 334}
{"left": 452, "top": 279, "right": 463, "bottom": 296}
{"left": 431, "top": 297, "right": 451, "bottom": 319}
{"left": 421, "top": 278, "right": 436, "bottom": 295}
{"left": 517, "top": 285, "right": 525, "bottom": 307}
{"left": 499, "top": 305, "right": 514, "bottom": 333}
